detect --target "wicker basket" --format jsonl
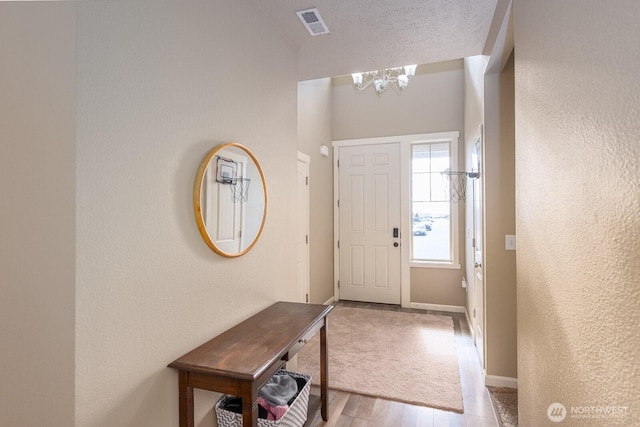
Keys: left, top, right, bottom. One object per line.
{"left": 215, "top": 370, "right": 311, "bottom": 427}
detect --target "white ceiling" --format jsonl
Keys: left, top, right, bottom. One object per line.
{"left": 254, "top": 0, "right": 500, "bottom": 81}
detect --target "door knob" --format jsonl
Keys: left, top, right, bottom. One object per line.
{"left": 393, "top": 242, "right": 399, "bottom": 247}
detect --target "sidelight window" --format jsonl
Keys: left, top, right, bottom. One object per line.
{"left": 410, "top": 137, "right": 460, "bottom": 268}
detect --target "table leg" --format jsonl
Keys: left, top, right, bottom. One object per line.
{"left": 320, "top": 319, "right": 329, "bottom": 421}
{"left": 178, "top": 371, "right": 194, "bottom": 427}
{"left": 241, "top": 382, "right": 259, "bottom": 427}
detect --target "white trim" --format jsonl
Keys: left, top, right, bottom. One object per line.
{"left": 485, "top": 375, "right": 518, "bottom": 389}
{"left": 410, "top": 302, "right": 466, "bottom": 313}
{"left": 297, "top": 151, "right": 311, "bottom": 163}
{"left": 296, "top": 152, "right": 311, "bottom": 304}
{"left": 332, "top": 146, "right": 341, "bottom": 303}
{"left": 410, "top": 261, "right": 461, "bottom": 270}
{"left": 402, "top": 133, "right": 462, "bottom": 272}
{"left": 323, "top": 296, "right": 335, "bottom": 306}
{"left": 400, "top": 141, "right": 412, "bottom": 308}
{"left": 333, "top": 131, "right": 460, "bottom": 148}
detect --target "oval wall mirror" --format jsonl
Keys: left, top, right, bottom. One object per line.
{"left": 194, "top": 143, "right": 267, "bottom": 257}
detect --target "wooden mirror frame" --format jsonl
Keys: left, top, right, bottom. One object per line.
{"left": 193, "top": 143, "right": 267, "bottom": 257}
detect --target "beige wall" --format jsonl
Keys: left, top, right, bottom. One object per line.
{"left": 0, "top": 4, "right": 76, "bottom": 426}
{"left": 332, "top": 60, "right": 464, "bottom": 141}
{"left": 297, "top": 79, "right": 335, "bottom": 304}
{"left": 332, "top": 61, "right": 466, "bottom": 307}
{"left": 2, "top": 1, "right": 299, "bottom": 426}
{"left": 515, "top": 0, "right": 640, "bottom": 425}
{"left": 76, "top": 2, "right": 298, "bottom": 426}
{"left": 463, "top": 51, "right": 517, "bottom": 382}
{"left": 410, "top": 268, "right": 464, "bottom": 305}
{"left": 483, "top": 53, "right": 517, "bottom": 379}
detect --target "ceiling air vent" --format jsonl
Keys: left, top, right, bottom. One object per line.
{"left": 296, "top": 8, "right": 330, "bottom": 36}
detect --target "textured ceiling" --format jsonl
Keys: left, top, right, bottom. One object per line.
{"left": 254, "top": 0, "right": 499, "bottom": 80}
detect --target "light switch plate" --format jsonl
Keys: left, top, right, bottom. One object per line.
{"left": 505, "top": 235, "right": 517, "bottom": 250}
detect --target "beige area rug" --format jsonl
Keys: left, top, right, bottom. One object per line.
{"left": 488, "top": 387, "right": 518, "bottom": 427}
{"left": 296, "top": 306, "right": 464, "bottom": 413}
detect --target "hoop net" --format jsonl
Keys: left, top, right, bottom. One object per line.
{"left": 441, "top": 171, "right": 468, "bottom": 202}
{"left": 229, "top": 177, "right": 251, "bottom": 202}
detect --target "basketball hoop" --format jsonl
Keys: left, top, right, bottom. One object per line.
{"left": 441, "top": 170, "right": 479, "bottom": 202}
{"left": 229, "top": 177, "right": 250, "bottom": 202}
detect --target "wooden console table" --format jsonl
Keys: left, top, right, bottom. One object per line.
{"left": 168, "top": 302, "right": 333, "bottom": 427}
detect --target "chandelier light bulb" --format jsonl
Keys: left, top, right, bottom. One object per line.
{"left": 374, "top": 79, "right": 384, "bottom": 94}
{"left": 403, "top": 64, "right": 417, "bottom": 78}
{"left": 351, "top": 64, "right": 418, "bottom": 95}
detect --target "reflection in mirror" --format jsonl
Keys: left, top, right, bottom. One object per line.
{"left": 194, "top": 143, "right": 267, "bottom": 257}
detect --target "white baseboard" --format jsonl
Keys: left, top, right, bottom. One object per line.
{"left": 410, "top": 302, "right": 466, "bottom": 313}
{"left": 323, "top": 296, "right": 335, "bottom": 305}
{"left": 485, "top": 374, "right": 518, "bottom": 389}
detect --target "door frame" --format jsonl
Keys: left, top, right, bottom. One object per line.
{"left": 297, "top": 151, "right": 311, "bottom": 303}
{"left": 333, "top": 131, "right": 459, "bottom": 308}
{"left": 471, "top": 126, "right": 486, "bottom": 369}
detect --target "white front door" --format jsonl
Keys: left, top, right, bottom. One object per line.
{"left": 337, "top": 143, "right": 401, "bottom": 304}
{"left": 296, "top": 153, "right": 310, "bottom": 303}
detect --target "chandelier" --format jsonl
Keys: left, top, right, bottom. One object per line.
{"left": 351, "top": 65, "right": 417, "bottom": 95}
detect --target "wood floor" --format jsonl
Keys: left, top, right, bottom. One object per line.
{"left": 306, "top": 301, "right": 498, "bottom": 427}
